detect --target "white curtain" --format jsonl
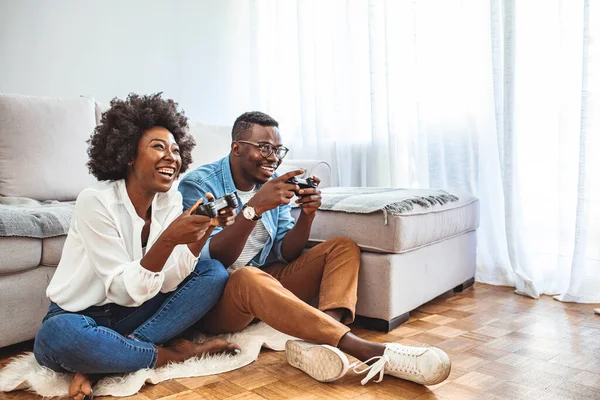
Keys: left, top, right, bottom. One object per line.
{"left": 225, "top": 0, "right": 600, "bottom": 303}
{"left": 494, "top": 0, "right": 600, "bottom": 302}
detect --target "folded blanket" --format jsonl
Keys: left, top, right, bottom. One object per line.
{"left": 298, "top": 187, "right": 459, "bottom": 215}
{"left": 0, "top": 197, "right": 74, "bottom": 238}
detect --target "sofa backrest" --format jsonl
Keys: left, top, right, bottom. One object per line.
{"left": 89, "top": 105, "right": 233, "bottom": 178}
{"left": 185, "top": 122, "right": 232, "bottom": 175}
{"left": 0, "top": 93, "right": 323, "bottom": 201}
{"left": 0, "top": 94, "right": 97, "bottom": 201}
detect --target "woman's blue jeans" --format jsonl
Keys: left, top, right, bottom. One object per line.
{"left": 33, "top": 259, "right": 228, "bottom": 374}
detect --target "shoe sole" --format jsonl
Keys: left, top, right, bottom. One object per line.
{"left": 285, "top": 340, "right": 349, "bottom": 382}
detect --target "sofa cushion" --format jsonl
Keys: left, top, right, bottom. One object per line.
{"left": 0, "top": 94, "right": 97, "bottom": 201}
{"left": 292, "top": 190, "right": 479, "bottom": 253}
{"left": 0, "top": 237, "right": 42, "bottom": 274}
{"left": 41, "top": 236, "right": 67, "bottom": 267}
{"left": 0, "top": 266, "right": 55, "bottom": 348}
{"left": 355, "top": 231, "right": 476, "bottom": 321}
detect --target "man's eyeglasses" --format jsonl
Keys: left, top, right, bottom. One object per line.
{"left": 236, "top": 140, "right": 289, "bottom": 160}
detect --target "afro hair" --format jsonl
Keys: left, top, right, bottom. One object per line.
{"left": 87, "top": 93, "right": 195, "bottom": 181}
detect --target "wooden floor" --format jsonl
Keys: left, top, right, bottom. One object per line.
{"left": 2, "top": 283, "right": 600, "bottom": 400}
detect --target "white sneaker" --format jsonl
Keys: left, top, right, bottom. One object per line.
{"left": 352, "top": 343, "right": 451, "bottom": 386}
{"left": 285, "top": 340, "right": 350, "bottom": 382}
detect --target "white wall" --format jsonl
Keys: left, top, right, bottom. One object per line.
{"left": 0, "top": 0, "right": 254, "bottom": 124}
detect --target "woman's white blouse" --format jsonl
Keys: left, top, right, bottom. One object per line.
{"left": 46, "top": 179, "right": 199, "bottom": 312}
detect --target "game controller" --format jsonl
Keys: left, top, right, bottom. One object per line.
{"left": 194, "top": 192, "right": 238, "bottom": 218}
{"left": 285, "top": 176, "right": 318, "bottom": 195}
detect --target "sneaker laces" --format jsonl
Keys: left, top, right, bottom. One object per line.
{"left": 350, "top": 356, "right": 389, "bottom": 385}
{"left": 350, "top": 345, "right": 421, "bottom": 385}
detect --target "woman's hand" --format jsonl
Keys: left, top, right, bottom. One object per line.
{"left": 205, "top": 193, "right": 237, "bottom": 227}
{"left": 142, "top": 198, "right": 212, "bottom": 271}
{"left": 163, "top": 198, "right": 212, "bottom": 245}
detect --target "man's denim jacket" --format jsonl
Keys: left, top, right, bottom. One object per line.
{"left": 178, "top": 156, "right": 295, "bottom": 266}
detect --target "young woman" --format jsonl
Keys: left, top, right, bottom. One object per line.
{"left": 33, "top": 93, "right": 239, "bottom": 400}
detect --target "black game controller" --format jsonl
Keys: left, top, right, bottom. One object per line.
{"left": 285, "top": 176, "right": 318, "bottom": 196}
{"left": 194, "top": 192, "right": 238, "bottom": 218}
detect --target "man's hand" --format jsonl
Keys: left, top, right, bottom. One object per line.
{"left": 247, "top": 169, "right": 304, "bottom": 215}
{"left": 296, "top": 176, "right": 322, "bottom": 216}
{"left": 279, "top": 175, "right": 320, "bottom": 261}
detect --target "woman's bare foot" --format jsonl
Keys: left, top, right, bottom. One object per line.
{"left": 68, "top": 372, "right": 93, "bottom": 400}
{"left": 155, "top": 338, "right": 241, "bottom": 367}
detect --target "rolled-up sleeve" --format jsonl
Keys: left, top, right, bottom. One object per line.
{"left": 75, "top": 193, "right": 164, "bottom": 306}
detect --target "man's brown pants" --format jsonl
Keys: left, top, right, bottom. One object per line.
{"left": 198, "top": 237, "right": 360, "bottom": 346}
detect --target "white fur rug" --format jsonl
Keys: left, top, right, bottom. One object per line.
{"left": 0, "top": 322, "right": 297, "bottom": 397}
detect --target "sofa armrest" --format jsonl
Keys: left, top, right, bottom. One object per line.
{"left": 279, "top": 159, "right": 332, "bottom": 189}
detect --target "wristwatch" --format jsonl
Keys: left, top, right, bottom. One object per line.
{"left": 241, "top": 204, "right": 262, "bottom": 221}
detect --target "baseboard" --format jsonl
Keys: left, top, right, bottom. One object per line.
{"left": 453, "top": 277, "right": 475, "bottom": 293}
{"left": 354, "top": 312, "right": 410, "bottom": 333}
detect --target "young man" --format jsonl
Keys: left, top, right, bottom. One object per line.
{"left": 178, "top": 111, "right": 451, "bottom": 386}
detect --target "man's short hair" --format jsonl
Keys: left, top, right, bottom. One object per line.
{"left": 231, "top": 111, "right": 279, "bottom": 141}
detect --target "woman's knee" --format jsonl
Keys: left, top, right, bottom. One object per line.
{"left": 34, "top": 317, "right": 61, "bottom": 370}
{"left": 195, "top": 259, "right": 229, "bottom": 285}
{"left": 208, "top": 259, "right": 229, "bottom": 287}
{"left": 34, "top": 314, "right": 92, "bottom": 371}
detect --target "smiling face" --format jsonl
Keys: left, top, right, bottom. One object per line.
{"left": 232, "top": 124, "right": 283, "bottom": 186}
{"left": 127, "top": 126, "right": 182, "bottom": 194}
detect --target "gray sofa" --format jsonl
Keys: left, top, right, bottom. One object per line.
{"left": 0, "top": 93, "right": 330, "bottom": 348}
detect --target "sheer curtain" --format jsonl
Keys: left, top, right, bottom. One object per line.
{"left": 225, "top": 0, "right": 600, "bottom": 303}
{"left": 494, "top": 0, "right": 600, "bottom": 302}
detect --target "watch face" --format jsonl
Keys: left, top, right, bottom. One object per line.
{"left": 243, "top": 205, "right": 255, "bottom": 219}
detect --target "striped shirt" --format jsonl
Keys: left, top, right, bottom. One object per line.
{"left": 229, "top": 187, "right": 270, "bottom": 271}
